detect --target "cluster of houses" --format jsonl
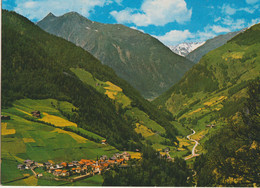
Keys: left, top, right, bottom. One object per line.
{"left": 17, "top": 152, "right": 132, "bottom": 178}
{"left": 17, "top": 159, "right": 43, "bottom": 170}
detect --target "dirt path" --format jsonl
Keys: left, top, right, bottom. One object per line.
{"left": 185, "top": 129, "right": 199, "bottom": 160}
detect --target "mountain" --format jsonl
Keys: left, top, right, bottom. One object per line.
{"left": 2, "top": 9, "right": 181, "bottom": 155}
{"left": 154, "top": 23, "right": 259, "bottom": 120}
{"left": 2, "top": 10, "right": 191, "bottom": 186}
{"left": 169, "top": 42, "right": 205, "bottom": 57}
{"left": 37, "top": 12, "right": 194, "bottom": 99}
{"left": 186, "top": 29, "right": 245, "bottom": 63}
{"left": 153, "top": 22, "right": 260, "bottom": 187}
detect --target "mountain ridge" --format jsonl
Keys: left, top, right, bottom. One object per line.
{"left": 37, "top": 11, "right": 194, "bottom": 99}
{"left": 186, "top": 29, "right": 245, "bottom": 63}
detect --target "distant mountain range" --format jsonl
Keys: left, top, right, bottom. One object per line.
{"left": 169, "top": 42, "right": 205, "bottom": 57}
{"left": 186, "top": 29, "right": 245, "bottom": 63}
{"left": 37, "top": 12, "right": 193, "bottom": 99}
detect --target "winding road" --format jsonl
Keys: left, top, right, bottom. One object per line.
{"left": 185, "top": 129, "right": 200, "bottom": 160}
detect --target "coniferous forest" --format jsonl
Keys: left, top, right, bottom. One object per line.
{"left": 1, "top": 3, "right": 260, "bottom": 186}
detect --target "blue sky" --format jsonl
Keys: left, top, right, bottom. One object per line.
{"left": 3, "top": 0, "right": 260, "bottom": 45}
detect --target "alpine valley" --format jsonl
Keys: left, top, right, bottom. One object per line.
{"left": 36, "top": 12, "right": 194, "bottom": 99}
{"left": 1, "top": 8, "right": 260, "bottom": 187}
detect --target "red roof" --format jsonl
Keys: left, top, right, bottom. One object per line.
{"left": 61, "top": 162, "right": 67, "bottom": 166}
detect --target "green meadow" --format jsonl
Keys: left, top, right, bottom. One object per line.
{"left": 1, "top": 99, "right": 118, "bottom": 186}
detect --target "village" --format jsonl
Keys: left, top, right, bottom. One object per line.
{"left": 17, "top": 152, "right": 132, "bottom": 182}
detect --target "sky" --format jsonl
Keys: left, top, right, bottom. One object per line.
{"left": 3, "top": 0, "right": 260, "bottom": 46}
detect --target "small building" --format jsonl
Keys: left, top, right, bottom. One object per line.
{"left": 163, "top": 147, "right": 170, "bottom": 153}
{"left": 24, "top": 159, "right": 33, "bottom": 164}
{"left": 61, "top": 170, "right": 70, "bottom": 177}
{"left": 101, "top": 140, "right": 107, "bottom": 144}
{"left": 56, "top": 164, "right": 63, "bottom": 169}
{"left": 206, "top": 124, "right": 216, "bottom": 128}
{"left": 17, "top": 164, "right": 25, "bottom": 170}
{"left": 75, "top": 167, "right": 82, "bottom": 174}
{"left": 37, "top": 173, "right": 43, "bottom": 178}
{"left": 31, "top": 111, "right": 41, "bottom": 118}
{"left": 68, "top": 162, "right": 74, "bottom": 168}
{"left": 1, "top": 115, "right": 10, "bottom": 120}
{"left": 100, "top": 155, "right": 108, "bottom": 161}
{"left": 71, "top": 168, "right": 76, "bottom": 174}
{"left": 53, "top": 169, "right": 62, "bottom": 176}
{"left": 110, "top": 156, "right": 117, "bottom": 161}
{"left": 122, "top": 152, "right": 131, "bottom": 160}
{"left": 60, "top": 162, "right": 67, "bottom": 168}
{"left": 114, "top": 153, "right": 121, "bottom": 158}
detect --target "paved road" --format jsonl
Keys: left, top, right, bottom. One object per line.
{"left": 185, "top": 129, "right": 199, "bottom": 160}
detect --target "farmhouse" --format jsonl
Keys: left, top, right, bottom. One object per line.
{"left": 163, "top": 147, "right": 170, "bottom": 153}
{"left": 206, "top": 124, "right": 216, "bottom": 128}
{"left": 61, "top": 170, "right": 70, "bottom": 177}
{"left": 17, "top": 164, "right": 25, "bottom": 170}
{"left": 100, "top": 155, "right": 108, "bottom": 161}
{"left": 53, "top": 169, "right": 62, "bottom": 176}
{"left": 101, "top": 140, "right": 107, "bottom": 144}
{"left": 68, "top": 162, "right": 73, "bottom": 167}
{"left": 122, "top": 152, "right": 131, "bottom": 160}
{"left": 31, "top": 111, "right": 41, "bottom": 118}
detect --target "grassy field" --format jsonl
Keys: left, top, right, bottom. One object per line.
{"left": 126, "top": 108, "right": 166, "bottom": 134}
{"left": 71, "top": 68, "right": 131, "bottom": 108}
{"left": 40, "top": 112, "right": 77, "bottom": 127}
{"left": 1, "top": 99, "right": 119, "bottom": 186}
{"left": 134, "top": 123, "right": 155, "bottom": 138}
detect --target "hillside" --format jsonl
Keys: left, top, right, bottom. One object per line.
{"left": 194, "top": 80, "right": 259, "bottom": 187}
{"left": 153, "top": 23, "right": 260, "bottom": 187}
{"left": 186, "top": 29, "right": 244, "bottom": 63}
{"left": 154, "top": 23, "right": 260, "bottom": 156}
{"left": 2, "top": 10, "right": 192, "bottom": 185}
{"left": 37, "top": 12, "right": 193, "bottom": 99}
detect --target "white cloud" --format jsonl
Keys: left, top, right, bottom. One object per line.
{"left": 154, "top": 30, "right": 193, "bottom": 45}
{"left": 195, "top": 31, "right": 216, "bottom": 42}
{"left": 114, "top": 0, "right": 123, "bottom": 5}
{"left": 222, "top": 4, "right": 237, "bottom": 15}
{"left": 154, "top": 15, "right": 248, "bottom": 46}
{"left": 214, "top": 17, "right": 221, "bottom": 22}
{"left": 246, "top": 0, "right": 259, "bottom": 4}
{"left": 221, "top": 3, "right": 257, "bottom": 15}
{"left": 110, "top": 0, "right": 192, "bottom": 26}
{"left": 210, "top": 25, "right": 231, "bottom": 33}
{"left": 14, "top": 0, "right": 120, "bottom": 20}
{"left": 248, "top": 18, "right": 260, "bottom": 27}
{"left": 240, "top": 7, "right": 256, "bottom": 13}
{"left": 222, "top": 17, "right": 246, "bottom": 30}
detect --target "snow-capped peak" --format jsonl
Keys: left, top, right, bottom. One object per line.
{"left": 169, "top": 42, "right": 205, "bottom": 56}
